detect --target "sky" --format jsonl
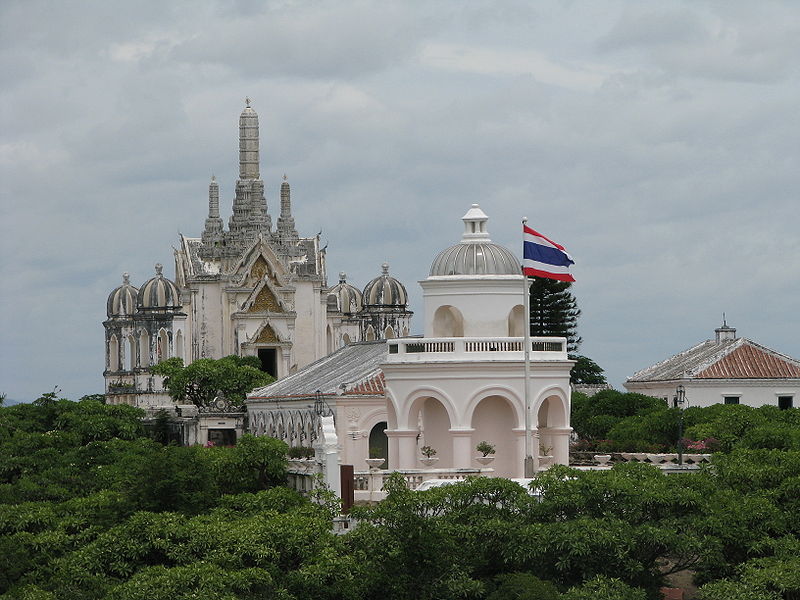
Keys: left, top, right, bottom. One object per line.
{"left": 2, "top": 0, "right": 799, "bottom": 402}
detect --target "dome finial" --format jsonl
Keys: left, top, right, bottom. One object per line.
{"left": 382, "top": 262, "right": 390, "bottom": 275}
{"left": 122, "top": 272, "right": 130, "bottom": 285}
{"left": 245, "top": 96, "right": 251, "bottom": 108}
{"left": 339, "top": 272, "right": 347, "bottom": 283}
{"left": 461, "top": 204, "right": 490, "bottom": 242}
{"left": 155, "top": 263, "right": 163, "bottom": 276}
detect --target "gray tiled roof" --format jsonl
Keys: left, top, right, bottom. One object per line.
{"left": 248, "top": 340, "right": 388, "bottom": 400}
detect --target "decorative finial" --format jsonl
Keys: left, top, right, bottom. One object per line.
{"left": 211, "top": 174, "right": 216, "bottom": 182}
{"left": 283, "top": 173, "right": 288, "bottom": 181}
{"left": 155, "top": 263, "right": 163, "bottom": 276}
{"left": 245, "top": 97, "right": 251, "bottom": 108}
{"left": 722, "top": 312, "right": 727, "bottom": 327}
{"left": 382, "top": 262, "right": 389, "bottom": 275}
{"left": 339, "top": 272, "right": 346, "bottom": 283}
{"left": 122, "top": 272, "right": 130, "bottom": 285}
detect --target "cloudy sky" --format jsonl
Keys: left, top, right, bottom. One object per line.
{"left": 2, "top": 0, "right": 799, "bottom": 402}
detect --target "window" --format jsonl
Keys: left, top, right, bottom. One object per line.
{"left": 779, "top": 396, "right": 793, "bottom": 410}
{"left": 724, "top": 396, "right": 740, "bottom": 405}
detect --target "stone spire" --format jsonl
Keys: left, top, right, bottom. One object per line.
{"left": 228, "top": 98, "right": 271, "bottom": 252}
{"left": 239, "top": 97, "right": 259, "bottom": 180}
{"left": 201, "top": 175, "right": 224, "bottom": 252}
{"left": 276, "top": 173, "right": 298, "bottom": 244}
{"left": 208, "top": 175, "right": 220, "bottom": 219}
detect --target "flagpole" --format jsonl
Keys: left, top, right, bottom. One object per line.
{"left": 523, "top": 218, "right": 534, "bottom": 478}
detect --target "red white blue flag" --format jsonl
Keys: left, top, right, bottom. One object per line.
{"left": 523, "top": 224, "right": 575, "bottom": 282}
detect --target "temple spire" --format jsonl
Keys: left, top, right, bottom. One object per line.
{"left": 208, "top": 175, "right": 219, "bottom": 218}
{"left": 239, "top": 99, "right": 259, "bottom": 180}
{"left": 276, "top": 174, "right": 298, "bottom": 244}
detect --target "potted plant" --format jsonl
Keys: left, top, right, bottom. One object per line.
{"left": 365, "top": 445, "right": 386, "bottom": 470}
{"left": 539, "top": 444, "right": 555, "bottom": 467}
{"left": 419, "top": 445, "right": 438, "bottom": 467}
{"left": 475, "top": 440, "right": 496, "bottom": 465}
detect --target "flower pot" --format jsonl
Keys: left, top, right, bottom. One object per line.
{"left": 594, "top": 454, "right": 612, "bottom": 466}
{"left": 476, "top": 455, "right": 495, "bottom": 466}
{"left": 366, "top": 457, "right": 386, "bottom": 470}
{"left": 419, "top": 456, "right": 439, "bottom": 467}
{"left": 539, "top": 455, "right": 554, "bottom": 467}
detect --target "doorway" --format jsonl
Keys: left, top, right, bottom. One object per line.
{"left": 258, "top": 348, "right": 278, "bottom": 378}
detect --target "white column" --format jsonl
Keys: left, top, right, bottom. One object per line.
{"left": 450, "top": 428, "right": 475, "bottom": 469}
{"left": 388, "top": 429, "right": 418, "bottom": 470}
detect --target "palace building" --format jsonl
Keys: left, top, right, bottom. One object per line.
{"left": 103, "top": 101, "right": 411, "bottom": 411}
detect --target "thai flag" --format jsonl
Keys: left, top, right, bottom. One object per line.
{"left": 523, "top": 224, "right": 575, "bottom": 282}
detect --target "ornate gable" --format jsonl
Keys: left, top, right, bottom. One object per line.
{"left": 251, "top": 323, "right": 282, "bottom": 344}
{"left": 241, "top": 278, "right": 288, "bottom": 313}
{"left": 231, "top": 237, "right": 287, "bottom": 286}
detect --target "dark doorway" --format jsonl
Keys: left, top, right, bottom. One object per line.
{"left": 779, "top": 396, "right": 793, "bottom": 410}
{"left": 208, "top": 429, "right": 237, "bottom": 446}
{"left": 258, "top": 348, "right": 278, "bottom": 377}
{"left": 369, "top": 421, "right": 389, "bottom": 467}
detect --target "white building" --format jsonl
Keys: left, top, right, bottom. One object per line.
{"left": 248, "top": 205, "right": 574, "bottom": 477}
{"left": 624, "top": 322, "right": 800, "bottom": 409}
{"left": 103, "top": 101, "right": 411, "bottom": 415}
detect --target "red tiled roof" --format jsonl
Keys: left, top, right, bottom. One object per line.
{"left": 696, "top": 343, "right": 800, "bottom": 379}
{"left": 348, "top": 372, "right": 385, "bottom": 395}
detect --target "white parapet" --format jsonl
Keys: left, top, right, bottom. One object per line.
{"left": 385, "top": 336, "right": 568, "bottom": 363}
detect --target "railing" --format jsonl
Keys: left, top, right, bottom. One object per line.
{"left": 386, "top": 336, "right": 568, "bottom": 361}
{"left": 353, "top": 467, "right": 489, "bottom": 496}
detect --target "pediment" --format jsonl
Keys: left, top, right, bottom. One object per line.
{"left": 241, "top": 278, "right": 288, "bottom": 313}
{"left": 250, "top": 322, "right": 283, "bottom": 344}
{"left": 231, "top": 237, "right": 287, "bottom": 287}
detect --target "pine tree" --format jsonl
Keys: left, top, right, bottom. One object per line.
{"left": 528, "top": 277, "right": 582, "bottom": 353}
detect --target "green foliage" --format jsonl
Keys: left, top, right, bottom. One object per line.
{"left": 420, "top": 445, "right": 437, "bottom": 458}
{"left": 562, "top": 576, "right": 647, "bottom": 600}
{"left": 569, "top": 355, "right": 607, "bottom": 385}
{"left": 151, "top": 355, "right": 273, "bottom": 407}
{"left": 476, "top": 440, "right": 496, "bottom": 457}
{"left": 485, "top": 572, "right": 559, "bottom": 600}
{"left": 287, "top": 445, "right": 315, "bottom": 459}
{"left": 528, "top": 277, "right": 581, "bottom": 352}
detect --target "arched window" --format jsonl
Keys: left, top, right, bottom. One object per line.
{"left": 365, "top": 325, "right": 375, "bottom": 341}
{"left": 508, "top": 305, "right": 526, "bottom": 336}
{"left": 139, "top": 331, "right": 149, "bottom": 367}
{"left": 109, "top": 335, "right": 119, "bottom": 371}
{"left": 385, "top": 325, "right": 395, "bottom": 339}
{"left": 433, "top": 305, "right": 464, "bottom": 337}
{"left": 157, "top": 329, "right": 169, "bottom": 363}
{"left": 126, "top": 335, "right": 135, "bottom": 370}
{"left": 175, "top": 330, "right": 183, "bottom": 361}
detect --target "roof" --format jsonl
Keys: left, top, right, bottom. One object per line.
{"left": 248, "top": 340, "right": 388, "bottom": 400}
{"left": 627, "top": 337, "right": 800, "bottom": 383}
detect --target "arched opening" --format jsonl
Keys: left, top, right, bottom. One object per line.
{"left": 369, "top": 421, "right": 389, "bottom": 466}
{"left": 365, "top": 325, "right": 375, "bottom": 341}
{"left": 433, "top": 305, "right": 464, "bottom": 337}
{"left": 126, "top": 336, "right": 135, "bottom": 371}
{"left": 471, "top": 395, "right": 517, "bottom": 477}
{"left": 537, "top": 395, "right": 569, "bottom": 465}
{"left": 342, "top": 333, "right": 351, "bottom": 346}
{"left": 108, "top": 335, "right": 119, "bottom": 371}
{"left": 410, "top": 396, "right": 452, "bottom": 468}
{"left": 385, "top": 325, "right": 395, "bottom": 339}
{"left": 157, "top": 328, "right": 169, "bottom": 363}
{"left": 508, "top": 304, "right": 526, "bottom": 337}
{"left": 139, "top": 331, "right": 149, "bottom": 367}
{"left": 175, "top": 330, "right": 184, "bottom": 361}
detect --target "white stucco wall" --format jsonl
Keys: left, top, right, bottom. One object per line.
{"left": 625, "top": 380, "right": 800, "bottom": 409}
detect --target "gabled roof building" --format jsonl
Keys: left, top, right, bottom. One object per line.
{"left": 624, "top": 321, "right": 800, "bottom": 409}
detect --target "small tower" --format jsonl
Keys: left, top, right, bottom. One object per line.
{"left": 275, "top": 174, "right": 299, "bottom": 246}
{"left": 359, "top": 263, "right": 413, "bottom": 340}
{"left": 715, "top": 315, "right": 737, "bottom": 343}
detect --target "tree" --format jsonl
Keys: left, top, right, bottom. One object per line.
{"left": 151, "top": 355, "right": 273, "bottom": 407}
{"left": 528, "top": 277, "right": 581, "bottom": 352}
{"left": 569, "top": 355, "right": 607, "bottom": 385}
